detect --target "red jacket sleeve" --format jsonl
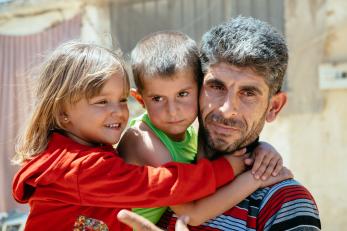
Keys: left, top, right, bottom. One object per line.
{"left": 77, "top": 152, "right": 234, "bottom": 208}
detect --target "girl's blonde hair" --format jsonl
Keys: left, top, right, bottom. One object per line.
{"left": 14, "top": 41, "right": 130, "bottom": 164}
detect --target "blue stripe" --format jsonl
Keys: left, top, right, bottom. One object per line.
{"left": 264, "top": 199, "right": 320, "bottom": 230}
{"left": 275, "top": 200, "right": 320, "bottom": 219}
{"left": 204, "top": 214, "right": 251, "bottom": 231}
{"left": 259, "top": 179, "right": 300, "bottom": 210}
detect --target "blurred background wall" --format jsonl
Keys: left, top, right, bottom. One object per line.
{"left": 0, "top": 0, "right": 346, "bottom": 229}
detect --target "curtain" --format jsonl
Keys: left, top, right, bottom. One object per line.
{"left": 0, "top": 14, "right": 81, "bottom": 212}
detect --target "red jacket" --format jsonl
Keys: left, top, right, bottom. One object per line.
{"left": 13, "top": 133, "right": 234, "bottom": 231}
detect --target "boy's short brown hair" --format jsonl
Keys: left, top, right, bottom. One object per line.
{"left": 130, "top": 31, "right": 203, "bottom": 93}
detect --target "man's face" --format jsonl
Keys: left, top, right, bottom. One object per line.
{"left": 199, "top": 63, "right": 273, "bottom": 154}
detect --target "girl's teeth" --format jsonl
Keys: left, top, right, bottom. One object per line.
{"left": 107, "top": 124, "right": 119, "bottom": 128}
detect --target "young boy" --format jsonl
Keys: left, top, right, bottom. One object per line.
{"left": 117, "top": 31, "right": 289, "bottom": 226}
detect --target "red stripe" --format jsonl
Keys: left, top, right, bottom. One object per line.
{"left": 223, "top": 206, "right": 257, "bottom": 228}
{"left": 257, "top": 185, "right": 315, "bottom": 229}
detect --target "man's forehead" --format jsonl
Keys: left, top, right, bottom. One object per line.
{"left": 206, "top": 63, "right": 266, "bottom": 83}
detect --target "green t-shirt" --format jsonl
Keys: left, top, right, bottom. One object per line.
{"left": 131, "top": 113, "right": 197, "bottom": 224}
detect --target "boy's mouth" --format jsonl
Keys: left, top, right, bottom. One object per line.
{"left": 167, "top": 119, "right": 184, "bottom": 124}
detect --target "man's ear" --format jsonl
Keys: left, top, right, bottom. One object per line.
{"left": 266, "top": 92, "right": 287, "bottom": 122}
{"left": 130, "top": 88, "right": 145, "bottom": 108}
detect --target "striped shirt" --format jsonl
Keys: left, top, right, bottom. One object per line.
{"left": 158, "top": 179, "right": 321, "bottom": 231}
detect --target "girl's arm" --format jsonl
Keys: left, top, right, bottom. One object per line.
{"left": 170, "top": 167, "right": 293, "bottom": 226}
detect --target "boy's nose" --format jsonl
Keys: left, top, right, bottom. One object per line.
{"left": 167, "top": 101, "right": 178, "bottom": 117}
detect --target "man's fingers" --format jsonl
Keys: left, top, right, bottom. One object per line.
{"left": 117, "top": 209, "right": 162, "bottom": 231}
{"left": 175, "top": 216, "right": 190, "bottom": 231}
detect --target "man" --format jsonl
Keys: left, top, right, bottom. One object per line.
{"left": 120, "top": 16, "right": 321, "bottom": 230}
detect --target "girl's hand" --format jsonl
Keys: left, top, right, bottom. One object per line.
{"left": 245, "top": 142, "right": 283, "bottom": 180}
{"left": 259, "top": 167, "right": 293, "bottom": 188}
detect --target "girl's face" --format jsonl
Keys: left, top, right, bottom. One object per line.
{"left": 62, "top": 74, "right": 129, "bottom": 146}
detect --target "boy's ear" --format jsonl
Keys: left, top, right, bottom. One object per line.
{"left": 266, "top": 92, "right": 287, "bottom": 122}
{"left": 130, "top": 88, "right": 145, "bottom": 108}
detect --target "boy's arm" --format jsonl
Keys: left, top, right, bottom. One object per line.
{"left": 117, "top": 123, "right": 172, "bottom": 167}
{"left": 170, "top": 167, "right": 293, "bottom": 226}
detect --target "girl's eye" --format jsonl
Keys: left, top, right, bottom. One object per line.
{"left": 96, "top": 100, "right": 107, "bottom": 105}
{"left": 178, "top": 91, "right": 189, "bottom": 97}
{"left": 120, "top": 98, "right": 128, "bottom": 103}
{"left": 152, "top": 96, "right": 163, "bottom": 102}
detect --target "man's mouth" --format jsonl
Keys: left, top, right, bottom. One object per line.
{"left": 209, "top": 122, "right": 240, "bottom": 135}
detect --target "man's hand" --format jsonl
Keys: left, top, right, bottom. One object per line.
{"left": 117, "top": 209, "right": 190, "bottom": 231}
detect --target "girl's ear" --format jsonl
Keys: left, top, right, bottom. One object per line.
{"left": 59, "top": 112, "right": 70, "bottom": 124}
{"left": 266, "top": 92, "right": 287, "bottom": 122}
{"left": 130, "top": 88, "right": 145, "bottom": 108}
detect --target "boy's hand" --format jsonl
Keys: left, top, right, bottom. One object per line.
{"left": 245, "top": 142, "right": 283, "bottom": 180}
{"left": 259, "top": 167, "right": 293, "bottom": 188}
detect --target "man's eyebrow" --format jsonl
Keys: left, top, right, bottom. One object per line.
{"left": 204, "top": 78, "right": 225, "bottom": 86}
{"left": 240, "top": 85, "right": 263, "bottom": 95}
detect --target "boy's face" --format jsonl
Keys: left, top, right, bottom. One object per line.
{"left": 140, "top": 68, "right": 198, "bottom": 141}
{"left": 62, "top": 74, "right": 129, "bottom": 146}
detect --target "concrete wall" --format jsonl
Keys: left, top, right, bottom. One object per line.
{"left": 0, "top": 0, "right": 111, "bottom": 47}
{"left": 261, "top": 0, "right": 347, "bottom": 229}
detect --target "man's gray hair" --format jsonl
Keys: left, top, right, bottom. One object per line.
{"left": 200, "top": 16, "right": 288, "bottom": 95}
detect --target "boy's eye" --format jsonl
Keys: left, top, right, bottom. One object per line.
{"left": 178, "top": 91, "right": 189, "bottom": 97}
{"left": 152, "top": 96, "right": 163, "bottom": 102}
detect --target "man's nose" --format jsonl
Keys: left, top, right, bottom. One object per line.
{"left": 219, "top": 94, "right": 238, "bottom": 118}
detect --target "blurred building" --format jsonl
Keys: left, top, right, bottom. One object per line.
{"left": 0, "top": 0, "right": 346, "bottom": 229}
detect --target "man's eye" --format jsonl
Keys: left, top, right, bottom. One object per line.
{"left": 178, "top": 91, "right": 189, "bottom": 97}
{"left": 152, "top": 96, "right": 163, "bottom": 102}
{"left": 242, "top": 91, "right": 256, "bottom": 97}
{"left": 210, "top": 84, "right": 225, "bottom": 90}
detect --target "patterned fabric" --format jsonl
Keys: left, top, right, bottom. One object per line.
{"left": 73, "top": 215, "right": 109, "bottom": 231}
{"left": 158, "top": 179, "right": 321, "bottom": 231}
